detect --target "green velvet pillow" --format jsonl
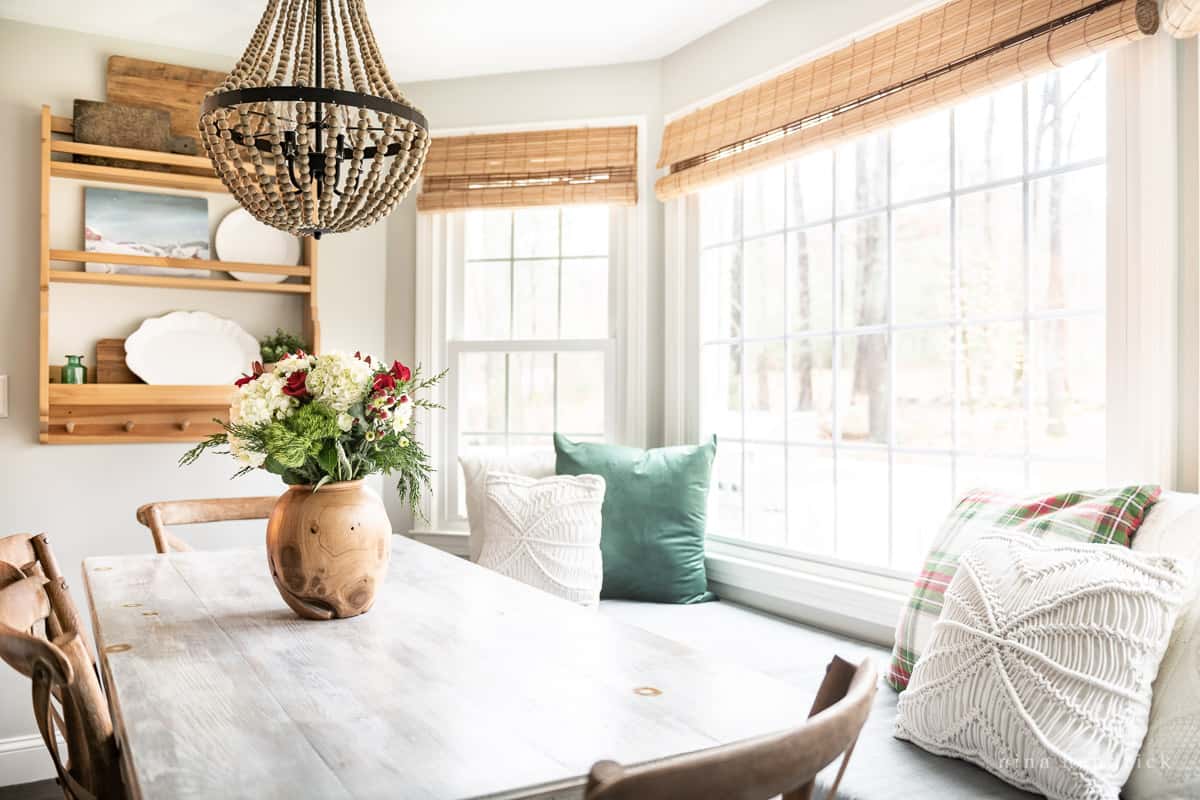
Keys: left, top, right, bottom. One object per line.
{"left": 554, "top": 433, "right": 717, "bottom": 604}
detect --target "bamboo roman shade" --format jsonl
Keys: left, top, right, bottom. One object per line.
{"left": 417, "top": 126, "right": 638, "bottom": 212}
{"left": 656, "top": 0, "right": 1158, "bottom": 200}
{"left": 1162, "top": 0, "right": 1200, "bottom": 36}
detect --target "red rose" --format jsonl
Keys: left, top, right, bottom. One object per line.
{"left": 373, "top": 372, "right": 397, "bottom": 392}
{"left": 282, "top": 370, "right": 309, "bottom": 398}
{"left": 390, "top": 361, "right": 411, "bottom": 383}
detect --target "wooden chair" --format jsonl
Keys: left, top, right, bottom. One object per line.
{"left": 136, "top": 496, "right": 278, "bottom": 554}
{"left": 585, "top": 656, "right": 877, "bottom": 800}
{"left": 0, "top": 533, "right": 123, "bottom": 799}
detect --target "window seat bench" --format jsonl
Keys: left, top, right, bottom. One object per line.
{"left": 598, "top": 599, "right": 1034, "bottom": 799}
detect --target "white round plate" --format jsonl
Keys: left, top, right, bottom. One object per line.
{"left": 215, "top": 208, "right": 299, "bottom": 284}
{"left": 125, "top": 311, "right": 259, "bottom": 385}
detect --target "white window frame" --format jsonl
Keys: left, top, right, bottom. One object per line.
{"left": 664, "top": 37, "right": 1182, "bottom": 645}
{"left": 413, "top": 203, "right": 644, "bottom": 537}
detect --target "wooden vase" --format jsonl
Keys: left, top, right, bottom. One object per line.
{"left": 265, "top": 480, "right": 391, "bottom": 620}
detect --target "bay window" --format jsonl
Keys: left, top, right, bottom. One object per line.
{"left": 692, "top": 56, "right": 1108, "bottom": 576}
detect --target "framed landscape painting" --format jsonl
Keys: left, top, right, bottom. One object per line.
{"left": 84, "top": 187, "right": 211, "bottom": 277}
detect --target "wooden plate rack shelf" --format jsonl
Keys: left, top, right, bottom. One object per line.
{"left": 38, "top": 105, "right": 321, "bottom": 444}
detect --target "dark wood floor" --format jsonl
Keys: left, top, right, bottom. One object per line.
{"left": 0, "top": 780, "right": 59, "bottom": 800}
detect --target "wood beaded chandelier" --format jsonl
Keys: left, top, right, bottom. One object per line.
{"left": 199, "top": 0, "right": 429, "bottom": 238}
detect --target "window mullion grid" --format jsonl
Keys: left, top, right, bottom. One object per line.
{"left": 506, "top": 211, "right": 516, "bottom": 455}
{"left": 948, "top": 110, "right": 961, "bottom": 501}
{"left": 700, "top": 306, "right": 1099, "bottom": 346}
{"left": 781, "top": 168, "right": 792, "bottom": 549}
{"left": 554, "top": 209, "right": 563, "bottom": 435}
{"left": 1021, "top": 81, "right": 1034, "bottom": 488}
{"left": 503, "top": 352, "right": 512, "bottom": 454}
{"left": 830, "top": 150, "right": 841, "bottom": 558}
{"left": 736, "top": 181, "right": 748, "bottom": 541}
{"left": 700, "top": 155, "right": 1103, "bottom": 252}
{"left": 885, "top": 132, "right": 896, "bottom": 569}
{"left": 694, "top": 61, "right": 1108, "bottom": 574}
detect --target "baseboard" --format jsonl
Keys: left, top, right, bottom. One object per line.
{"left": 0, "top": 734, "right": 54, "bottom": 788}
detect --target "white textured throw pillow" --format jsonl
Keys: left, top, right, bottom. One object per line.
{"left": 895, "top": 532, "right": 1189, "bottom": 800}
{"left": 460, "top": 451, "right": 556, "bottom": 562}
{"left": 478, "top": 473, "right": 605, "bottom": 606}
{"left": 1126, "top": 492, "right": 1200, "bottom": 799}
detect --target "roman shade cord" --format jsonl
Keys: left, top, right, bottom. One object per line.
{"left": 417, "top": 125, "right": 638, "bottom": 212}
{"left": 656, "top": 0, "right": 1157, "bottom": 201}
{"left": 1162, "top": 0, "right": 1200, "bottom": 36}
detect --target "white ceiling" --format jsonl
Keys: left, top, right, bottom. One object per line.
{"left": 0, "top": 0, "right": 770, "bottom": 82}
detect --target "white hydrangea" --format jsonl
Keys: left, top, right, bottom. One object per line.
{"left": 273, "top": 352, "right": 314, "bottom": 376}
{"left": 390, "top": 395, "right": 414, "bottom": 434}
{"left": 305, "top": 351, "right": 374, "bottom": 412}
{"left": 234, "top": 372, "right": 295, "bottom": 427}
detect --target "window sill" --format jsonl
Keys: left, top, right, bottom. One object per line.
{"left": 405, "top": 529, "right": 905, "bottom": 649}
{"left": 703, "top": 543, "right": 904, "bottom": 649}
{"left": 403, "top": 529, "right": 470, "bottom": 558}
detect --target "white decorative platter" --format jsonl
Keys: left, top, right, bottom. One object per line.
{"left": 214, "top": 208, "right": 300, "bottom": 284}
{"left": 125, "top": 311, "right": 259, "bottom": 385}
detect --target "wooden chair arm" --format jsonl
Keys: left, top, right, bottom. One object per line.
{"left": 0, "top": 562, "right": 25, "bottom": 590}
{"left": 0, "top": 533, "right": 36, "bottom": 573}
{"left": 0, "top": 621, "right": 72, "bottom": 685}
{"left": 0, "top": 576, "right": 52, "bottom": 632}
{"left": 137, "top": 496, "right": 278, "bottom": 553}
{"left": 137, "top": 497, "right": 278, "bottom": 527}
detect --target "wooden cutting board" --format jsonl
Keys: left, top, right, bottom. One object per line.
{"left": 106, "top": 56, "right": 226, "bottom": 149}
{"left": 95, "top": 338, "right": 142, "bottom": 384}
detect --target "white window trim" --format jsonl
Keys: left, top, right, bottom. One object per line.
{"left": 664, "top": 37, "right": 1183, "bottom": 645}
{"left": 411, "top": 204, "right": 645, "bottom": 537}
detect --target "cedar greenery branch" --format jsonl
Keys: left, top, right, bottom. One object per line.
{"left": 182, "top": 350, "right": 446, "bottom": 519}
{"left": 260, "top": 328, "right": 308, "bottom": 364}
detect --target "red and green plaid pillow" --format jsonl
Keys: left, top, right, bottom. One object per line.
{"left": 886, "top": 485, "right": 1161, "bottom": 692}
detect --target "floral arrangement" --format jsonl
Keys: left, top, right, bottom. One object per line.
{"left": 182, "top": 351, "right": 445, "bottom": 516}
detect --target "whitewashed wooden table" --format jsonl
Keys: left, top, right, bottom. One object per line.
{"left": 83, "top": 537, "right": 812, "bottom": 799}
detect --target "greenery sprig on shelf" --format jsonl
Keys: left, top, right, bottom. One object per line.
{"left": 260, "top": 329, "right": 308, "bottom": 364}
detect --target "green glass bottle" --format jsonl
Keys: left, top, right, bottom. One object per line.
{"left": 61, "top": 355, "right": 87, "bottom": 385}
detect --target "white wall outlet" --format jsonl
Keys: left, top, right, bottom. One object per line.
{"left": 0, "top": 375, "right": 8, "bottom": 418}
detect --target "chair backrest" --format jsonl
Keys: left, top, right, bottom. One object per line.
{"left": 585, "top": 656, "right": 878, "bottom": 800}
{"left": 0, "top": 533, "right": 123, "bottom": 799}
{"left": 136, "top": 496, "right": 278, "bottom": 554}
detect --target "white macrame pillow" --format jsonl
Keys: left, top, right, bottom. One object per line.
{"left": 1126, "top": 492, "right": 1200, "bottom": 799}
{"left": 478, "top": 473, "right": 606, "bottom": 607}
{"left": 460, "top": 451, "right": 556, "bottom": 562}
{"left": 895, "top": 532, "right": 1190, "bottom": 800}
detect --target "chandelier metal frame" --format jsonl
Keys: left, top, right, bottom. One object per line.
{"left": 199, "top": 0, "right": 429, "bottom": 238}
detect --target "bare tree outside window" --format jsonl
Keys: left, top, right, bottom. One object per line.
{"left": 699, "top": 55, "right": 1107, "bottom": 574}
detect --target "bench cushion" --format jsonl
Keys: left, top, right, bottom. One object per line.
{"left": 599, "top": 599, "right": 1035, "bottom": 799}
